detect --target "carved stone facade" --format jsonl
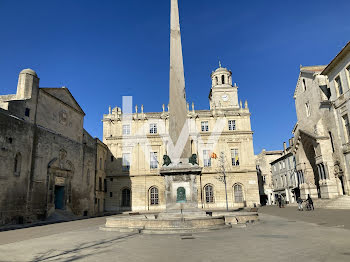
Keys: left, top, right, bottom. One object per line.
{"left": 103, "top": 65, "right": 260, "bottom": 212}
{"left": 292, "top": 42, "right": 350, "bottom": 199}
{"left": 0, "top": 69, "right": 104, "bottom": 225}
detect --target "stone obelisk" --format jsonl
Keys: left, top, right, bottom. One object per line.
{"left": 169, "top": 0, "right": 190, "bottom": 163}
{"left": 160, "top": 0, "right": 202, "bottom": 213}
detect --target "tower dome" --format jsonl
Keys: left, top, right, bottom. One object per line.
{"left": 20, "top": 68, "right": 37, "bottom": 77}
{"left": 211, "top": 63, "right": 232, "bottom": 87}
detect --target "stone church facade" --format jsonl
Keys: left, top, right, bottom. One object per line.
{"left": 292, "top": 42, "right": 350, "bottom": 199}
{"left": 0, "top": 69, "right": 105, "bottom": 225}
{"left": 103, "top": 65, "right": 260, "bottom": 212}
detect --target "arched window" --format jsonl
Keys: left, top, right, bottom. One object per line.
{"left": 234, "top": 184, "right": 243, "bottom": 203}
{"left": 215, "top": 77, "right": 218, "bottom": 85}
{"left": 204, "top": 184, "right": 214, "bottom": 203}
{"left": 14, "top": 153, "right": 22, "bottom": 176}
{"left": 221, "top": 75, "right": 225, "bottom": 84}
{"left": 149, "top": 187, "right": 159, "bottom": 205}
{"left": 122, "top": 188, "right": 131, "bottom": 207}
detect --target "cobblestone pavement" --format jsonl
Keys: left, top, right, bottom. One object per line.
{"left": 259, "top": 205, "right": 350, "bottom": 230}
{"left": 0, "top": 213, "right": 350, "bottom": 262}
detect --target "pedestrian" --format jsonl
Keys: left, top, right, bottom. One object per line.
{"left": 278, "top": 195, "right": 282, "bottom": 208}
{"left": 307, "top": 194, "right": 314, "bottom": 210}
{"left": 297, "top": 197, "right": 303, "bottom": 211}
{"left": 281, "top": 195, "right": 285, "bottom": 208}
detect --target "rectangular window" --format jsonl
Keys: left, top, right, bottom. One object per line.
{"left": 329, "top": 132, "right": 335, "bottom": 152}
{"left": 302, "top": 79, "right": 307, "bottom": 92}
{"left": 150, "top": 123, "right": 157, "bottom": 134}
{"left": 201, "top": 121, "right": 209, "bottom": 132}
{"left": 100, "top": 158, "right": 102, "bottom": 170}
{"left": 122, "top": 124, "right": 131, "bottom": 135}
{"left": 150, "top": 152, "right": 158, "bottom": 169}
{"left": 122, "top": 153, "right": 130, "bottom": 171}
{"left": 111, "top": 156, "right": 114, "bottom": 162}
{"left": 335, "top": 76, "right": 343, "bottom": 96}
{"left": 342, "top": 114, "right": 350, "bottom": 142}
{"left": 99, "top": 177, "right": 102, "bottom": 191}
{"left": 203, "top": 150, "right": 211, "bottom": 167}
{"left": 104, "top": 179, "right": 107, "bottom": 192}
{"left": 25, "top": 108, "right": 30, "bottom": 117}
{"left": 110, "top": 192, "right": 113, "bottom": 198}
{"left": 305, "top": 103, "right": 310, "bottom": 117}
{"left": 228, "top": 120, "right": 236, "bottom": 131}
{"left": 347, "top": 66, "right": 350, "bottom": 86}
{"left": 231, "top": 149, "right": 239, "bottom": 166}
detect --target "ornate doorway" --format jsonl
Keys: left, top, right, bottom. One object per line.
{"left": 47, "top": 149, "right": 74, "bottom": 216}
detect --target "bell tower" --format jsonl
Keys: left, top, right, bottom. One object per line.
{"left": 209, "top": 63, "right": 239, "bottom": 110}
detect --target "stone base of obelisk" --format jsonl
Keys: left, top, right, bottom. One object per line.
{"left": 159, "top": 160, "right": 206, "bottom": 219}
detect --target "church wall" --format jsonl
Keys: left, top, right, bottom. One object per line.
{"left": 27, "top": 125, "right": 96, "bottom": 220}
{"left": 36, "top": 90, "right": 84, "bottom": 144}
{"left": 0, "top": 109, "right": 34, "bottom": 225}
{"left": 324, "top": 51, "right": 350, "bottom": 195}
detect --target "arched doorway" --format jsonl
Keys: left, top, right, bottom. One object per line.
{"left": 301, "top": 134, "right": 321, "bottom": 198}
{"left": 47, "top": 149, "right": 74, "bottom": 216}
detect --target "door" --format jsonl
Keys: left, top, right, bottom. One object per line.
{"left": 54, "top": 186, "right": 65, "bottom": 209}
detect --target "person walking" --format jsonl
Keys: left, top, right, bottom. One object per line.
{"left": 297, "top": 197, "right": 303, "bottom": 211}
{"left": 307, "top": 195, "right": 314, "bottom": 210}
{"left": 278, "top": 195, "right": 282, "bottom": 208}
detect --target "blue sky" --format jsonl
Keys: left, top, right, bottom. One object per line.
{"left": 0, "top": 0, "right": 349, "bottom": 154}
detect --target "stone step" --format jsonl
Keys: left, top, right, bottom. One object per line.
{"left": 323, "top": 196, "right": 350, "bottom": 209}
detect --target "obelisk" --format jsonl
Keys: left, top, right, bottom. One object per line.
{"left": 169, "top": 0, "right": 190, "bottom": 163}
{"left": 160, "top": 0, "right": 202, "bottom": 213}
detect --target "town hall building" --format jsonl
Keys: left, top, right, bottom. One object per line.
{"left": 103, "top": 65, "right": 260, "bottom": 212}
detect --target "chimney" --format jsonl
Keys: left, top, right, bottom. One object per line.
{"left": 283, "top": 142, "right": 287, "bottom": 154}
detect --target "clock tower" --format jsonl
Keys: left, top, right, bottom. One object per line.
{"left": 209, "top": 64, "right": 239, "bottom": 110}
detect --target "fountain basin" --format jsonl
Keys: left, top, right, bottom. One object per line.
{"left": 100, "top": 211, "right": 258, "bottom": 234}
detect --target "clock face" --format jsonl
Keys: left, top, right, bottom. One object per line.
{"left": 222, "top": 94, "right": 229, "bottom": 101}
